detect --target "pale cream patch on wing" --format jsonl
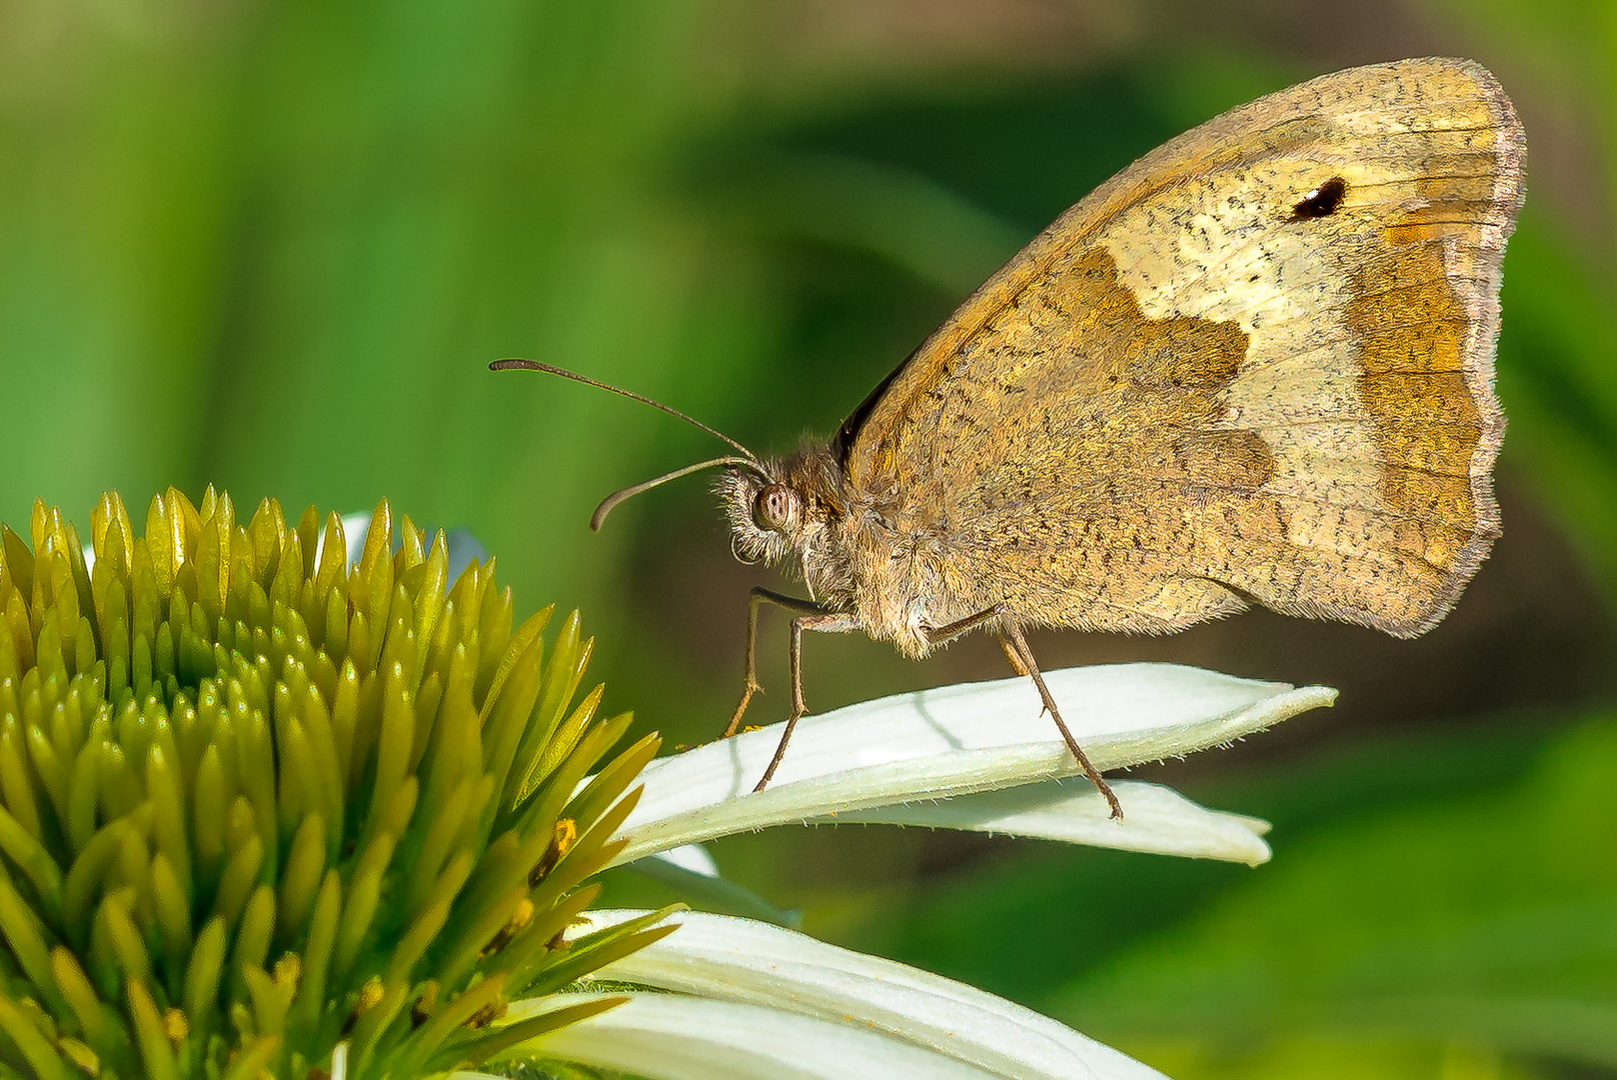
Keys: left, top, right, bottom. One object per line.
{"left": 1095, "top": 155, "right": 1414, "bottom": 553}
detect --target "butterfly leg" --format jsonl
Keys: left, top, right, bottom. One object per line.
{"left": 1000, "top": 624, "right": 1123, "bottom": 821}
{"left": 722, "top": 588, "right": 860, "bottom": 791}
{"left": 724, "top": 588, "right": 771, "bottom": 738}
{"left": 925, "top": 606, "right": 1013, "bottom": 649}
{"left": 999, "top": 637, "right": 1030, "bottom": 676}
{"left": 754, "top": 606, "right": 860, "bottom": 792}
{"left": 724, "top": 587, "right": 831, "bottom": 738}
{"left": 924, "top": 608, "right": 1121, "bottom": 819}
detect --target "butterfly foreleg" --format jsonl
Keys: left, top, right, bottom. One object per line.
{"left": 722, "top": 587, "right": 860, "bottom": 792}
{"left": 724, "top": 587, "right": 829, "bottom": 737}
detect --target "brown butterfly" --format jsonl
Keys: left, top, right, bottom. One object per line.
{"left": 496, "top": 57, "right": 1524, "bottom": 817}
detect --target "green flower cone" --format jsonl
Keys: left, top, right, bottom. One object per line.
{"left": 0, "top": 487, "right": 670, "bottom": 1079}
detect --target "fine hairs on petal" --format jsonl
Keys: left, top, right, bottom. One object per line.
{"left": 842, "top": 779, "right": 1274, "bottom": 865}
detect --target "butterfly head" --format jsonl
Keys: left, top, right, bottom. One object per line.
{"left": 717, "top": 447, "right": 842, "bottom": 576}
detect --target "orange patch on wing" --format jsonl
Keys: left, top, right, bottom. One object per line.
{"left": 1348, "top": 242, "right": 1482, "bottom": 550}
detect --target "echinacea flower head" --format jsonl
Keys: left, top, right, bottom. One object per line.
{"left": 0, "top": 488, "right": 671, "bottom": 1079}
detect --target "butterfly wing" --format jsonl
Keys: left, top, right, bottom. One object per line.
{"left": 839, "top": 57, "right": 1523, "bottom": 637}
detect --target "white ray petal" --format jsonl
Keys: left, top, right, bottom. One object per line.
{"left": 572, "top": 910, "right": 1167, "bottom": 1080}
{"left": 652, "top": 843, "right": 720, "bottom": 876}
{"left": 613, "top": 663, "right": 1331, "bottom": 862}
{"left": 510, "top": 992, "right": 1006, "bottom": 1079}
{"left": 632, "top": 844, "right": 800, "bottom": 926}
{"left": 840, "top": 779, "right": 1272, "bottom": 864}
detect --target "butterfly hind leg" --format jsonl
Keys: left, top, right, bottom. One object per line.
{"left": 926, "top": 608, "right": 1123, "bottom": 821}
{"left": 724, "top": 587, "right": 859, "bottom": 792}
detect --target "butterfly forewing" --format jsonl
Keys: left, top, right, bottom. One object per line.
{"left": 841, "top": 57, "right": 1523, "bottom": 638}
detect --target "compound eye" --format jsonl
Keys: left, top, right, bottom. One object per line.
{"left": 752, "top": 484, "right": 797, "bottom": 532}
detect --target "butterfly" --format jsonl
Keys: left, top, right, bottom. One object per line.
{"left": 496, "top": 56, "right": 1525, "bottom": 817}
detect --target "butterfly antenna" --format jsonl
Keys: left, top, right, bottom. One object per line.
{"left": 491, "top": 358, "right": 771, "bottom": 531}
{"left": 490, "top": 358, "right": 759, "bottom": 461}
{"left": 588, "top": 456, "right": 759, "bottom": 532}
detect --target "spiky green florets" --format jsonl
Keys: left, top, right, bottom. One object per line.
{"left": 0, "top": 488, "right": 670, "bottom": 1079}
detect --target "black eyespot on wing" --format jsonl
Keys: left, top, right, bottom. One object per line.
{"left": 1291, "top": 177, "right": 1347, "bottom": 220}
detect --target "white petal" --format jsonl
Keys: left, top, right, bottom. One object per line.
{"left": 630, "top": 845, "right": 800, "bottom": 927}
{"left": 339, "top": 511, "right": 372, "bottom": 567}
{"left": 613, "top": 663, "right": 1331, "bottom": 862}
{"left": 652, "top": 843, "right": 720, "bottom": 876}
{"left": 841, "top": 779, "right": 1272, "bottom": 865}
{"left": 573, "top": 910, "right": 1167, "bottom": 1080}
{"left": 334, "top": 512, "right": 486, "bottom": 582}
{"left": 513, "top": 992, "right": 1006, "bottom": 1079}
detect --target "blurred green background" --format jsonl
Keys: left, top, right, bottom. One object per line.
{"left": 2, "top": 0, "right": 1614, "bottom": 1076}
